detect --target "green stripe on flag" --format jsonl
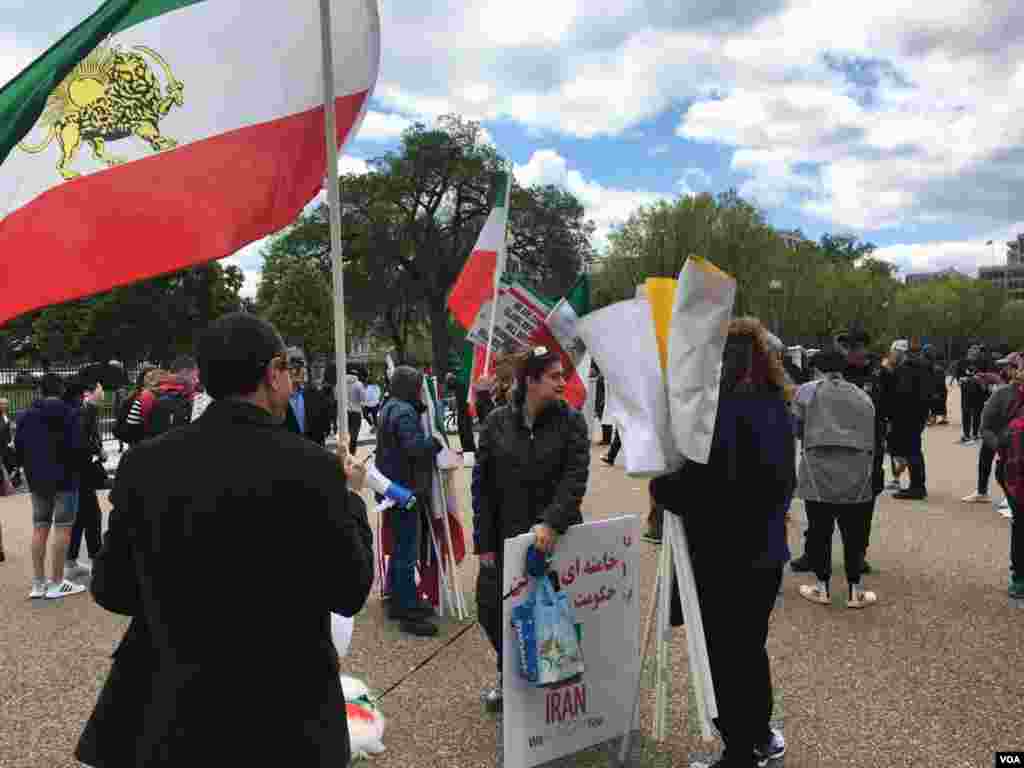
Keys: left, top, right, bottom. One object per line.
{"left": 491, "top": 170, "right": 509, "bottom": 209}
{"left": 111, "top": 0, "right": 204, "bottom": 35}
{"left": 565, "top": 274, "right": 591, "bottom": 317}
{"left": 0, "top": 0, "right": 200, "bottom": 167}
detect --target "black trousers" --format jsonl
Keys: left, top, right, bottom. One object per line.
{"left": 994, "top": 463, "right": 1022, "bottom": 577}
{"left": 978, "top": 441, "right": 996, "bottom": 495}
{"left": 457, "top": 401, "right": 476, "bottom": 454}
{"left": 68, "top": 486, "right": 102, "bottom": 561}
{"left": 607, "top": 429, "right": 622, "bottom": 462}
{"left": 694, "top": 559, "right": 782, "bottom": 757}
{"left": 962, "top": 397, "right": 984, "bottom": 439}
{"left": 476, "top": 557, "right": 503, "bottom": 676}
{"left": 347, "top": 411, "right": 363, "bottom": 455}
{"left": 805, "top": 500, "right": 872, "bottom": 585}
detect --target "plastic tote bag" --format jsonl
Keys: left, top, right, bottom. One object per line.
{"left": 511, "top": 573, "right": 584, "bottom": 687}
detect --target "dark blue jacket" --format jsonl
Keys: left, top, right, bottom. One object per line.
{"left": 651, "top": 393, "right": 795, "bottom": 567}
{"left": 375, "top": 366, "right": 441, "bottom": 493}
{"left": 14, "top": 397, "right": 83, "bottom": 495}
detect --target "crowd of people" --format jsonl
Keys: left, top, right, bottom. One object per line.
{"left": 1, "top": 310, "right": 1021, "bottom": 768}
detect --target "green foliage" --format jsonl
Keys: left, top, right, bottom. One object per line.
{"left": 255, "top": 114, "right": 595, "bottom": 379}
{"left": 593, "top": 190, "right": 1014, "bottom": 353}
{"left": 3, "top": 262, "right": 244, "bottom": 365}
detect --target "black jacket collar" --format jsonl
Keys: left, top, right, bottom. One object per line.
{"left": 202, "top": 399, "right": 280, "bottom": 428}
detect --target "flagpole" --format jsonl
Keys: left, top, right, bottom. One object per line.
{"left": 319, "top": 0, "right": 349, "bottom": 448}
{"left": 482, "top": 166, "right": 511, "bottom": 376}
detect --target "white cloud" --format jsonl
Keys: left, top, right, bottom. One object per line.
{"left": 357, "top": 111, "right": 413, "bottom": 142}
{"left": 873, "top": 224, "right": 1024, "bottom": 277}
{"left": 339, "top": 155, "right": 370, "bottom": 176}
{"left": 514, "top": 149, "right": 667, "bottom": 250}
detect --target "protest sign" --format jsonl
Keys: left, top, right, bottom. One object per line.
{"left": 502, "top": 516, "right": 641, "bottom": 768}
{"left": 466, "top": 276, "right": 554, "bottom": 353}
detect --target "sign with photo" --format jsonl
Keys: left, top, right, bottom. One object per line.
{"left": 502, "top": 516, "right": 641, "bottom": 768}
{"left": 466, "top": 276, "right": 554, "bottom": 354}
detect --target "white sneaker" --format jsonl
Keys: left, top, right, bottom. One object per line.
{"left": 45, "top": 579, "right": 87, "bottom": 599}
{"left": 848, "top": 588, "right": 878, "bottom": 609}
{"left": 799, "top": 584, "right": 831, "bottom": 605}
{"left": 962, "top": 492, "right": 990, "bottom": 503}
{"left": 29, "top": 581, "right": 47, "bottom": 599}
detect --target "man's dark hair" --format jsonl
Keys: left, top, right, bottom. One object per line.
{"left": 39, "top": 373, "right": 64, "bottom": 398}
{"left": 171, "top": 355, "right": 198, "bottom": 373}
{"left": 197, "top": 313, "right": 285, "bottom": 400}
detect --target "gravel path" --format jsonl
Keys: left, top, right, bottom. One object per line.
{"left": 1, "top": 387, "right": 1021, "bottom": 767}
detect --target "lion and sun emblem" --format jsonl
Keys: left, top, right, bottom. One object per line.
{"left": 18, "top": 39, "right": 185, "bottom": 180}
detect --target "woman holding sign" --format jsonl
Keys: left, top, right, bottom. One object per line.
{"left": 472, "top": 347, "right": 591, "bottom": 712}
{"left": 652, "top": 318, "right": 794, "bottom": 768}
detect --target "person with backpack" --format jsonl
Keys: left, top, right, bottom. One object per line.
{"left": 14, "top": 373, "right": 88, "bottom": 600}
{"left": 794, "top": 343, "right": 879, "bottom": 609}
{"left": 980, "top": 352, "right": 1024, "bottom": 598}
{"left": 114, "top": 366, "right": 161, "bottom": 448}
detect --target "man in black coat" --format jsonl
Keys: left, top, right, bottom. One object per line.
{"left": 283, "top": 347, "right": 331, "bottom": 446}
{"left": 76, "top": 313, "right": 374, "bottom": 768}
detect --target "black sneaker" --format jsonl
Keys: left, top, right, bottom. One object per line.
{"left": 789, "top": 555, "right": 813, "bottom": 573}
{"left": 893, "top": 488, "right": 927, "bottom": 500}
{"left": 600, "top": 455, "right": 614, "bottom": 466}
{"left": 398, "top": 617, "right": 438, "bottom": 637}
{"left": 753, "top": 727, "right": 785, "bottom": 761}
{"left": 389, "top": 600, "right": 434, "bottom": 621}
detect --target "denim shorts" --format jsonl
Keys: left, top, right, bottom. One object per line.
{"left": 31, "top": 491, "right": 76, "bottom": 529}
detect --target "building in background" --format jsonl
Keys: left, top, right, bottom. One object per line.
{"left": 904, "top": 267, "right": 964, "bottom": 285}
{"left": 979, "top": 234, "right": 1024, "bottom": 301}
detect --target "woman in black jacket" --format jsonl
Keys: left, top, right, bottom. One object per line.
{"left": 651, "top": 317, "right": 795, "bottom": 768}
{"left": 471, "top": 346, "right": 590, "bottom": 712}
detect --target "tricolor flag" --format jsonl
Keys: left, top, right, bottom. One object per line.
{"left": 530, "top": 274, "right": 591, "bottom": 409}
{"left": 447, "top": 170, "right": 511, "bottom": 330}
{"left": 0, "top": 0, "right": 380, "bottom": 324}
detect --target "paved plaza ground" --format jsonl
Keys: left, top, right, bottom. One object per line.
{"left": 1, "top": 387, "right": 1021, "bottom": 767}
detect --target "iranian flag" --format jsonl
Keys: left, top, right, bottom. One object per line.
{"left": 0, "top": 0, "right": 379, "bottom": 324}
{"left": 530, "top": 274, "right": 591, "bottom": 409}
{"left": 447, "top": 170, "right": 511, "bottom": 330}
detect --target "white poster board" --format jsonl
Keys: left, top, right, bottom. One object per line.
{"left": 503, "top": 516, "right": 641, "bottom": 768}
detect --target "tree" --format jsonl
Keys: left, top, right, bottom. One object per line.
{"left": 6, "top": 261, "right": 245, "bottom": 365}
{"left": 819, "top": 233, "right": 877, "bottom": 265}
{"left": 263, "top": 256, "right": 333, "bottom": 356}
{"left": 508, "top": 184, "right": 595, "bottom": 298}
{"left": 258, "top": 115, "right": 594, "bottom": 380}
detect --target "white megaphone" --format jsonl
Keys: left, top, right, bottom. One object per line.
{"left": 365, "top": 464, "right": 416, "bottom": 509}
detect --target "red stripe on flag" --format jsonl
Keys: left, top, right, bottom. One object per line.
{"left": 447, "top": 249, "right": 498, "bottom": 329}
{"left": 0, "top": 92, "right": 367, "bottom": 324}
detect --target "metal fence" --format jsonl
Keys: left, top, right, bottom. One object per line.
{"left": 0, "top": 364, "right": 147, "bottom": 444}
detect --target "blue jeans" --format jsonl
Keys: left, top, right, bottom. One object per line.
{"left": 388, "top": 505, "right": 420, "bottom": 610}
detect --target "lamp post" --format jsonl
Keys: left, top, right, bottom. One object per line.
{"left": 769, "top": 279, "right": 783, "bottom": 339}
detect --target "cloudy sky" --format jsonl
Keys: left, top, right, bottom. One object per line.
{"left": 6, "top": 0, "right": 1024, "bottom": 298}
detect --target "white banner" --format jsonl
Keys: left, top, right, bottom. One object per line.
{"left": 466, "top": 277, "right": 553, "bottom": 353}
{"left": 503, "top": 516, "right": 641, "bottom": 768}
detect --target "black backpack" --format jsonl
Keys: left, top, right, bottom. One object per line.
{"left": 146, "top": 391, "right": 192, "bottom": 438}
{"left": 113, "top": 394, "right": 142, "bottom": 444}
